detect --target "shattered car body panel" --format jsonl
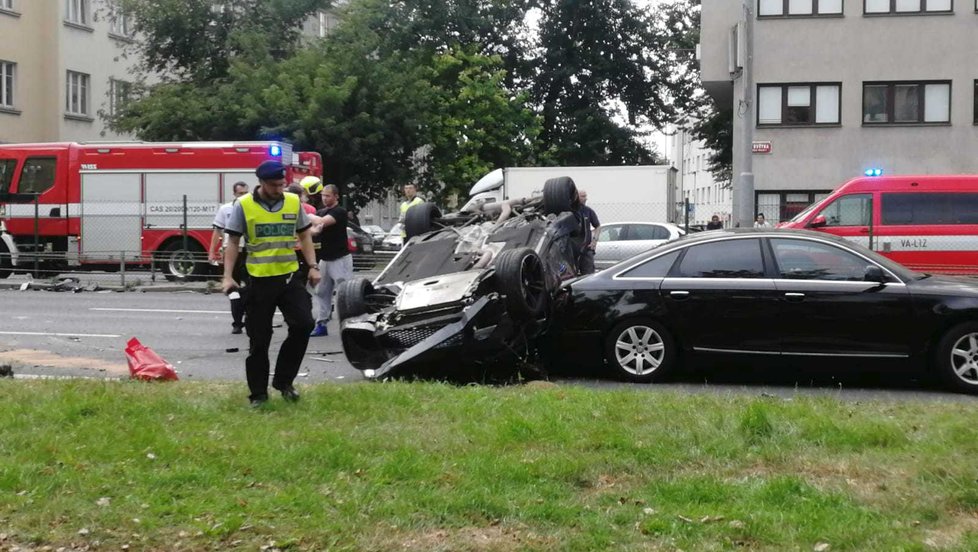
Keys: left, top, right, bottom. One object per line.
{"left": 339, "top": 184, "right": 584, "bottom": 380}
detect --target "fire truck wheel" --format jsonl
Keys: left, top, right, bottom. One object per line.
{"left": 0, "top": 241, "right": 11, "bottom": 279}
{"left": 159, "top": 240, "right": 207, "bottom": 282}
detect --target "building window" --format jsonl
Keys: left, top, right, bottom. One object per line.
{"left": 862, "top": 81, "right": 950, "bottom": 124}
{"left": 109, "top": 79, "right": 132, "bottom": 115}
{"left": 864, "top": 0, "right": 953, "bottom": 14}
{"left": 109, "top": 6, "right": 134, "bottom": 37}
{"left": 758, "top": 83, "right": 841, "bottom": 126}
{"left": 0, "top": 61, "right": 13, "bottom": 108}
{"left": 318, "top": 11, "right": 338, "bottom": 37}
{"left": 758, "top": 191, "right": 832, "bottom": 224}
{"left": 65, "top": 0, "right": 89, "bottom": 25}
{"left": 759, "top": 0, "right": 843, "bottom": 16}
{"left": 974, "top": 80, "right": 977, "bottom": 125}
{"left": 1, "top": 0, "right": 14, "bottom": 11}
{"left": 65, "top": 70, "right": 90, "bottom": 116}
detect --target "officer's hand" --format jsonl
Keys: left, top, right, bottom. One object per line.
{"left": 307, "top": 268, "right": 322, "bottom": 288}
{"left": 208, "top": 249, "right": 222, "bottom": 263}
{"left": 221, "top": 276, "right": 238, "bottom": 295}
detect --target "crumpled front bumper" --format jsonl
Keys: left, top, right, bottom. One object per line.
{"left": 340, "top": 295, "right": 514, "bottom": 379}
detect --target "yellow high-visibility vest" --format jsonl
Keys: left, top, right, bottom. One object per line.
{"left": 240, "top": 192, "right": 301, "bottom": 277}
{"left": 399, "top": 197, "right": 424, "bottom": 237}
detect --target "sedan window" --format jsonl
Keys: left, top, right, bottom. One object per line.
{"left": 598, "top": 225, "right": 623, "bottom": 242}
{"left": 627, "top": 224, "right": 669, "bottom": 240}
{"left": 676, "top": 239, "right": 765, "bottom": 278}
{"left": 771, "top": 238, "right": 877, "bottom": 281}
{"left": 619, "top": 250, "right": 681, "bottom": 278}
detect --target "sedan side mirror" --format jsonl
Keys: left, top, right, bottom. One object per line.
{"left": 864, "top": 265, "right": 886, "bottom": 283}
{"left": 809, "top": 215, "right": 827, "bottom": 228}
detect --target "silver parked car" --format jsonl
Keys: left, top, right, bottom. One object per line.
{"left": 594, "top": 222, "right": 685, "bottom": 270}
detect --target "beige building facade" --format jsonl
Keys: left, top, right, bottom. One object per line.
{"left": 0, "top": 0, "right": 140, "bottom": 143}
{"left": 700, "top": 0, "right": 978, "bottom": 223}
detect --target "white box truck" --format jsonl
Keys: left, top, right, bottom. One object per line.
{"left": 466, "top": 166, "right": 678, "bottom": 224}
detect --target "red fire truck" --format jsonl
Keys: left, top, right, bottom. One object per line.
{"left": 0, "top": 141, "right": 322, "bottom": 280}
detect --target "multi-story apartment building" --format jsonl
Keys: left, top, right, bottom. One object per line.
{"left": 0, "top": 0, "right": 344, "bottom": 144}
{"left": 669, "top": 127, "right": 732, "bottom": 227}
{"left": 700, "top": 0, "right": 978, "bottom": 223}
{"left": 0, "top": 0, "right": 141, "bottom": 143}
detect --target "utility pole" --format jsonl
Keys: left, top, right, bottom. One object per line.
{"left": 735, "top": 0, "right": 755, "bottom": 227}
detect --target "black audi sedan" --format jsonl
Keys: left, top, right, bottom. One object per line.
{"left": 550, "top": 228, "right": 978, "bottom": 394}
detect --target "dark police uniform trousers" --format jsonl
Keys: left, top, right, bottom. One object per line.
{"left": 244, "top": 267, "right": 314, "bottom": 400}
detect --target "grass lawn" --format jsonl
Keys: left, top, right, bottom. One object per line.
{"left": 2, "top": 379, "right": 978, "bottom": 551}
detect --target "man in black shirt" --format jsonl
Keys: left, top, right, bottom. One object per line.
{"left": 576, "top": 190, "right": 601, "bottom": 275}
{"left": 310, "top": 184, "right": 353, "bottom": 337}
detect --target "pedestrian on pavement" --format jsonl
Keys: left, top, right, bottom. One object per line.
{"left": 310, "top": 184, "right": 353, "bottom": 337}
{"left": 706, "top": 214, "right": 723, "bottom": 230}
{"left": 754, "top": 213, "right": 772, "bottom": 228}
{"left": 398, "top": 183, "right": 424, "bottom": 238}
{"left": 576, "top": 189, "right": 601, "bottom": 275}
{"left": 222, "top": 160, "right": 321, "bottom": 407}
{"left": 209, "top": 181, "right": 250, "bottom": 334}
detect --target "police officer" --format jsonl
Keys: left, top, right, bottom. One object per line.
{"left": 398, "top": 183, "right": 424, "bottom": 238}
{"left": 222, "top": 160, "right": 321, "bottom": 408}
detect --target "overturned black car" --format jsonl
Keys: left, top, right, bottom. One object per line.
{"left": 336, "top": 177, "right": 585, "bottom": 379}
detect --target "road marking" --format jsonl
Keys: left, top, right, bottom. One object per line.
{"left": 0, "top": 331, "right": 122, "bottom": 338}
{"left": 90, "top": 307, "right": 230, "bottom": 314}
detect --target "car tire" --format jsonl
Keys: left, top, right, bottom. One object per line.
{"left": 543, "top": 176, "right": 578, "bottom": 215}
{"left": 935, "top": 322, "right": 978, "bottom": 394}
{"left": 493, "top": 247, "right": 547, "bottom": 320}
{"left": 604, "top": 318, "right": 677, "bottom": 383}
{"left": 404, "top": 203, "right": 441, "bottom": 240}
{"left": 159, "top": 240, "right": 207, "bottom": 282}
{"left": 0, "top": 240, "right": 12, "bottom": 279}
{"left": 337, "top": 278, "right": 373, "bottom": 320}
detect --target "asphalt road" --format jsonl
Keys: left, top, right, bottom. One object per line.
{"left": 0, "top": 288, "right": 971, "bottom": 402}
{"left": 0, "top": 288, "right": 361, "bottom": 384}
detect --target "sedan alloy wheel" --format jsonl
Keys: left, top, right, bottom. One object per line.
{"left": 605, "top": 319, "right": 676, "bottom": 383}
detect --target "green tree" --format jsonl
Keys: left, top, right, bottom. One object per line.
{"left": 115, "top": 0, "right": 331, "bottom": 82}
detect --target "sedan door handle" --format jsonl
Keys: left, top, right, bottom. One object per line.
{"left": 784, "top": 292, "right": 805, "bottom": 302}
{"left": 669, "top": 290, "right": 690, "bottom": 300}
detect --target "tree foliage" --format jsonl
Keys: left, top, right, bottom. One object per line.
{"left": 110, "top": 0, "right": 705, "bottom": 207}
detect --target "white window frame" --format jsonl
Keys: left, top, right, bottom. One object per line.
{"left": 863, "top": 0, "right": 953, "bottom": 13}
{"left": 65, "top": 70, "right": 90, "bottom": 116}
{"left": 109, "top": 78, "right": 132, "bottom": 116}
{"left": 65, "top": 0, "right": 89, "bottom": 25}
{"left": 757, "top": 83, "right": 842, "bottom": 126}
{"left": 0, "top": 61, "right": 14, "bottom": 108}
{"left": 110, "top": 7, "right": 134, "bottom": 37}
{"left": 758, "top": 0, "right": 843, "bottom": 16}
{"left": 0, "top": 0, "right": 14, "bottom": 11}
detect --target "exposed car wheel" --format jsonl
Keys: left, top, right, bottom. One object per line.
{"left": 404, "top": 203, "right": 442, "bottom": 240}
{"left": 543, "top": 176, "right": 578, "bottom": 215}
{"left": 493, "top": 247, "right": 547, "bottom": 320}
{"left": 935, "top": 322, "right": 978, "bottom": 394}
{"left": 159, "top": 240, "right": 207, "bottom": 282}
{"left": 0, "top": 240, "right": 12, "bottom": 279}
{"left": 605, "top": 318, "right": 677, "bottom": 383}
{"left": 337, "top": 278, "right": 373, "bottom": 320}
